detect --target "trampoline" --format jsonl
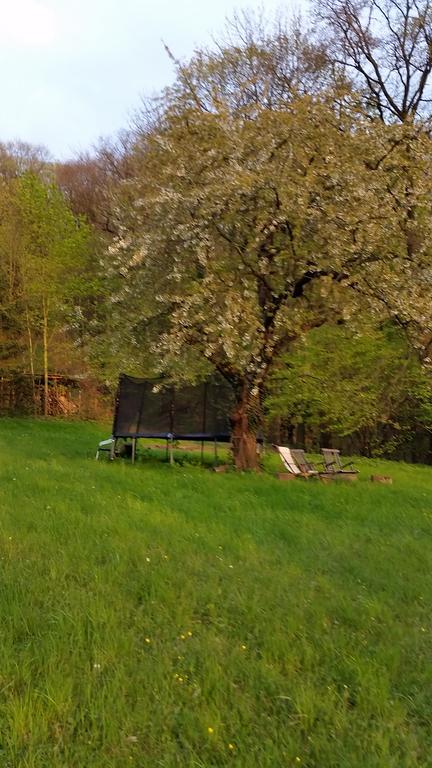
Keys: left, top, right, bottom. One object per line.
{"left": 97, "top": 374, "right": 235, "bottom": 463}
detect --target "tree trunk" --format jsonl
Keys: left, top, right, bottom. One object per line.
{"left": 230, "top": 386, "right": 260, "bottom": 470}
{"left": 42, "top": 298, "right": 49, "bottom": 417}
{"left": 25, "top": 307, "right": 36, "bottom": 414}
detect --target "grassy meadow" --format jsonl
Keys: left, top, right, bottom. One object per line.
{"left": 0, "top": 418, "right": 431, "bottom": 767}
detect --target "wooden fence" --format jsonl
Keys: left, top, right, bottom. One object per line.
{"left": 0, "top": 373, "right": 112, "bottom": 420}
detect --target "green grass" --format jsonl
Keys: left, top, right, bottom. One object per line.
{"left": 0, "top": 418, "right": 431, "bottom": 767}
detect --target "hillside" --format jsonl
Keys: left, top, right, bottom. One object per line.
{"left": 0, "top": 418, "right": 431, "bottom": 767}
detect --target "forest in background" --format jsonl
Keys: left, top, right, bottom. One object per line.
{"left": 2, "top": 0, "right": 432, "bottom": 466}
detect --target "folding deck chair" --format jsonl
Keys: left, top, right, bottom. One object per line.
{"left": 321, "top": 448, "right": 358, "bottom": 478}
{"left": 274, "top": 446, "right": 318, "bottom": 479}
{"left": 291, "top": 449, "right": 324, "bottom": 476}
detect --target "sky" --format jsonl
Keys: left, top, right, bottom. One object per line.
{"left": 0, "top": 0, "right": 295, "bottom": 160}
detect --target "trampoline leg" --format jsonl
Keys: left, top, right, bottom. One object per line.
{"left": 166, "top": 439, "right": 169, "bottom": 461}
{"left": 169, "top": 436, "right": 174, "bottom": 466}
{"left": 132, "top": 438, "right": 137, "bottom": 465}
{"left": 214, "top": 439, "right": 218, "bottom": 466}
{"left": 110, "top": 438, "right": 117, "bottom": 461}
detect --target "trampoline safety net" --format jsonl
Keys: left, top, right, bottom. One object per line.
{"left": 113, "top": 374, "right": 235, "bottom": 441}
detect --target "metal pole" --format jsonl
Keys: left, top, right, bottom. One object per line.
{"left": 110, "top": 438, "right": 117, "bottom": 461}
{"left": 169, "top": 435, "right": 174, "bottom": 465}
{"left": 201, "top": 382, "right": 207, "bottom": 465}
{"left": 132, "top": 437, "right": 137, "bottom": 465}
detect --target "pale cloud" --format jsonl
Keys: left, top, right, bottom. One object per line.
{"left": 0, "top": 0, "right": 60, "bottom": 47}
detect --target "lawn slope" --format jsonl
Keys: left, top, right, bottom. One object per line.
{"left": 0, "top": 418, "right": 431, "bottom": 768}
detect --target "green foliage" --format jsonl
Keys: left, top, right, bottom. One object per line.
{"left": 0, "top": 167, "right": 94, "bottom": 378}
{"left": 15, "top": 173, "right": 92, "bottom": 307}
{"left": 268, "top": 322, "right": 432, "bottom": 452}
{"left": 0, "top": 418, "right": 432, "bottom": 765}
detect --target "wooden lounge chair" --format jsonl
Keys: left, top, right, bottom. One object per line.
{"left": 291, "top": 449, "right": 322, "bottom": 477}
{"left": 274, "top": 446, "right": 318, "bottom": 479}
{"left": 321, "top": 448, "right": 358, "bottom": 478}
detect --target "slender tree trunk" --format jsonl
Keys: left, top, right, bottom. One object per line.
{"left": 230, "top": 384, "right": 260, "bottom": 470}
{"left": 25, "top": 306, "right": 37, "bottom": 413}
{"left": 42, "top": 297, "right": 49, "bottom": 417}
{"left": 8, "top": 253, "right": 14, "bottom": 304}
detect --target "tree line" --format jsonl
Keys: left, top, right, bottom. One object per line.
{"left": 2, "top": 0, "right": 432, "bottom": 467}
